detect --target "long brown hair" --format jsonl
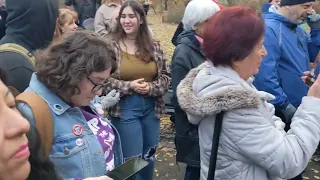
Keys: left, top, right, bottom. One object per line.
{"left": 114, "top": 0, "right": 155, "bottom": 62}
{"left": 54, "top": 9, "right": 78, "bottom": 40}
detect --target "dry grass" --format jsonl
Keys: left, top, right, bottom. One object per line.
{"left": 147, "top": 13, "right": 177, "bottom": 62}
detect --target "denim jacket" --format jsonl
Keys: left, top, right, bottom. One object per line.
{"left": 17, "top": 73, "right": 124, "bottom": 179}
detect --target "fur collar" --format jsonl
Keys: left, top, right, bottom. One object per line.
{"left": 177, "top": 63, "right": 261, "bottom": 116}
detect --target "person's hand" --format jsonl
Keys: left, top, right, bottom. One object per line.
{"left": 301, "top": 71, "right": 311, "bottom": 83}
{"left": 84, "top": 176, "right": 113, "bottom": 180}
{"left": 301, "top": 71, "right": 317, "bottom": 87}
{"left": 308, "top": 74, "right": 320, "bottom": 99}
{"left": 134, "top": 83, "right": 150, "bottom": 95}
{"left": 129, "top": 78, "right": 146, "bottom": 89}
{"left": 100, "top": 89, "right": 120, "bottom": 109}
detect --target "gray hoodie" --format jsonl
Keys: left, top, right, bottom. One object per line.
{"left": 177, "top": 61, "right": 320, "bottom": 180}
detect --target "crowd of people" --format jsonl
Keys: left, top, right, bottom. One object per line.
{"left": 0, "top": 0, "right": 320, "bottom": 179}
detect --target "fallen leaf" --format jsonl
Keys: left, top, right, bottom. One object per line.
{"left": 166, "top": 152, "right": 174, "bottom": 157}
{"left": 302, "top": 177, "right": 310, "bottom": 180}
{"left": 160, "top": 147, "right": 169, "bottom": 152}
{"left": 315, "top": 170, "right": 319, "bottom": 174}
{"left": 314, "top": 176, "right": 320, "bottom": 179}
{"left": 169, "top": 163, "right": 174, "bottom": 166}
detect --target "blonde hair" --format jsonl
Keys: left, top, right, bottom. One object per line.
{"left": 54, "top": 9, "right": 78, "bottom": 40}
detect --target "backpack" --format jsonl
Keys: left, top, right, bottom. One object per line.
{"left": 0, "top": 43, "right": 54, "bottom": 157}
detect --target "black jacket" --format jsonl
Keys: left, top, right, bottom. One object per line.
{"left": 171, "top": 21, "right": 183, "bottom": 46}
{"left": 0, "top": 0, "right": 58, "bottom": 92}
{"left": 171, "top": 30, "right": 205, "bottom": 167}
{"left": 64, "top": 0, "right": 97, "bottom": 26}
{"left": 0, "top": 6, "right": 7, "bottom": 40}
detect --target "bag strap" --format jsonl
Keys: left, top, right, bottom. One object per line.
{"left": 16, "top": 92, "right": 54, "bottom": 157}
{"left": 207, "top": 111, "right": 225, "bottom": 180}
{"left": 8, "top": 86, "right": 20, "bottom": 97}
{"left": 0, "top": 43, "right": 36, "bottom": 66}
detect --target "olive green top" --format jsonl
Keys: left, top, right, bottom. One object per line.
{"left": 119, "top": 49, "right": 157, "bottom": 82}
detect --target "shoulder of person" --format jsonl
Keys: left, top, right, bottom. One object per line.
{"left": 0, "top": 51, "right": 35, "bottom": 70}
{"left": 172, "top": 43, "right": 193, "bottom": 58}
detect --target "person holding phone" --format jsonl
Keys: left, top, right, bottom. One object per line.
{"left": 105, "top": 1, "right": 171, "bottom": 179}
{"left": 17, "top": 30, "right": 121, "bottom": 180}
{"left": 253, "top": 0, "right": 320, "bottom": 138}
{"left": 177, "top": 6, "right": 320, "bottom": 179}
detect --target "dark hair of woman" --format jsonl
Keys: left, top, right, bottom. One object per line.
{"left": 26, "top": 125, "right": 60, "bottom": 180}
{"left": 35, "top": 30, "right": 117, "bottom": 103}
{"left": 113, "top": 0, "right": 155, "bottom": 62}
{"left": 0, "top": 68, "right": 59, "bottom": 180}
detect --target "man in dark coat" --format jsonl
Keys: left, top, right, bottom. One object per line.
{"left": 0, "top": 0, "right": 58, "bottom": 92}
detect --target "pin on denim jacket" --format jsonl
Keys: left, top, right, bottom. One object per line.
{"left": 17, "top": 73, "right": 124, "bottom": 179}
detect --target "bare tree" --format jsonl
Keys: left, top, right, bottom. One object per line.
{"left": 163, "top": 0, "right": 178, "bottom": 11}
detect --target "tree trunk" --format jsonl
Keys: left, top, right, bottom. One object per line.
{"left": 164, "top": 0, "right": 168, "bottom": 10}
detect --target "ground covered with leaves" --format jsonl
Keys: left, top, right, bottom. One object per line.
{"left": 147, "top": 12, "right": 320, "bottom": 180}
{"left": 147, "top": 13, "right": 186, "bottom": 179}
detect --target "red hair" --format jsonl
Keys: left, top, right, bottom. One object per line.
{"left": 203, "top": 6, "right": 264, "bottom": 66}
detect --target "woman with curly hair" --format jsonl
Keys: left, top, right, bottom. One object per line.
{"left": 17, "top": 30, "right": 121, "bottom": 180}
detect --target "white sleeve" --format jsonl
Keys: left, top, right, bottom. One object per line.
{"left": 225, "top": 97, "right": 320, "bottom": 179}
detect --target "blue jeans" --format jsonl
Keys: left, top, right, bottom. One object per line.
{"left": 111, "top": 93, "right": 160, "bottom": 180}
{"left": 184, "top": 166, "right": 200, "bottom": 180}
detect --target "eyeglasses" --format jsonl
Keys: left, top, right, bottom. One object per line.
{"left": 86, "top": 76, "right": 110, "bottom": 93}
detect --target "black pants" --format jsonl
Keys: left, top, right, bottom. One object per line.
{"left": 289, "top": 174, "right": 302, "bottom": 180}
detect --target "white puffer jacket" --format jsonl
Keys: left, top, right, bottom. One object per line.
{"left": 177, "top": 61, "right": 320, "bottom": 180}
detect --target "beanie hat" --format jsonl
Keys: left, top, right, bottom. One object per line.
{"left": 281, "top": 0, "right": 315, "bottom": 6}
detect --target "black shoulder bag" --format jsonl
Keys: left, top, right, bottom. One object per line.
{"left": 207, "top": 111, "right": 225, "bottom": 180}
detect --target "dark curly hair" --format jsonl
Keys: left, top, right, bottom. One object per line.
{"left": 35, "top": 30, "right": 117, "bottom": 102}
